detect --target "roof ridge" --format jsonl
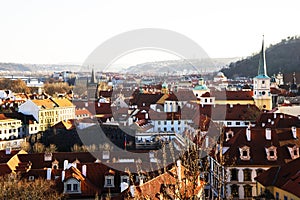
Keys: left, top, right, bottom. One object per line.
{"left": 271, "top": 166, "right": 281, "bottom": 186}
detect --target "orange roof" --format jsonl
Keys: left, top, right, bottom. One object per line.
{"left": 51, "top": 98, "right": 74, "bottom": 107}
{"left": 32, "top": 98, "right": 74, "bottom": 109}
{"left": 75, "top": 108, "right": 92, "bottom": 117}
{"left": 32, "top": 99, "right": 57, "bottom": 109}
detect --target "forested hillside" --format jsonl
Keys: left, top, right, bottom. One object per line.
{"left": 221, "top": 36, "right": 300, "bottom": 79}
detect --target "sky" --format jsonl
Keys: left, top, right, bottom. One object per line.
{"left": 1, "top": 0, "right": 300, "bottom": 67}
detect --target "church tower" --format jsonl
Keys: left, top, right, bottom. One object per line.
{"left": 253, "top": 36, "right": 272, "bottom": 110}
{"left": 87, "top": 68, "right": 98, "bottom": 100}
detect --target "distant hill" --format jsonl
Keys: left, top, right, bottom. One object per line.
{"left": 122, "top": 58, "right": 239, "bottom": 75}
{"left": 221, "top": 36, "right": 300, "bottom": 79}
{"left": 0, "top": 62, "right": 81, "bottom": 74}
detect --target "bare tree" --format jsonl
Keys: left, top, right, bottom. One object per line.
{"left": 0, "top": 174, "right": 65, "bottom": 199}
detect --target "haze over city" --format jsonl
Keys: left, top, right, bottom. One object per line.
{"left": 1, "top": 0, "right": 300, "bottom": 66}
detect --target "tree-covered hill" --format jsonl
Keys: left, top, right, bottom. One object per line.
{"left": 221, "top": 36, "right": 300, "bottom": 79}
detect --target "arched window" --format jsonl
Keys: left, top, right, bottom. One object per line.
{"left": 244, "top": 184, "right": 252, "bottom": 198}
{"left": 243, "top": 168, "right": 252, "bottom": 181}
{"left": 230, "top": 168, "right": 238, "bottom": 181}
{"left": 230, "top": 184, "right": 239, "bottom": 197}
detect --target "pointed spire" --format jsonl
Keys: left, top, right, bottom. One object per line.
{"left": 258, "top": 35, "right": 268, "bottom": 76}
{"left": 90, "top": 68, "right": 97, "bottom": 84}
{"left": 293, "top": 72, "right": 296, "bottom": 84}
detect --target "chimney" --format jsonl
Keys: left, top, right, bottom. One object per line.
{"left": 246, "top": 128, "right": 251, "bottom": 141}
{"left": 292, "top": 126, "right": 297, "bottom": 139}
{"left": 82, "top": 164, "right": 87, "bottom": 177}
{"left": 265, "top": 128, "right": 272, "bottom": 140}
{"left": 130, "top": 185, "right": 135, "bottom": 197}
{"left": 205, "top": 136, "right": 209, "bottom": 148}
{"left": 5, "top": 147, "right": 11, "bottom": 155}
{"left": 63, "top": 160, "right": 68, "bottom": 170}
{"left": 120, "top": 182, "right": 129, "bottom": 193}
{"left": 46, "top": 168, "right": 51, "bottom": 180}
{"left": 177, "top": 160, "right": 182, "bottom": 182}
{"left": 139, "top": 177, "right": 144, "bottom": 185}
{"left": 61, "top": 170, "right": 65, "bottom": 182}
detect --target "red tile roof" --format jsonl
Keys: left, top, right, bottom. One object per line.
{"left": 256, "top": 157, "right": 300, "bottom": 198}
{"left": 222, "top": 127, "right": 300, "bottom": 166}
{"left": 212, "top": 90, "right": 254, "bottom": 100}
{"left": 0, "top": 164, "right": 12, "bottom": 176}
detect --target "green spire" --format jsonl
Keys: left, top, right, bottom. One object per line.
{"left": 258, "top": 35, "right": 267, "bottom": 76}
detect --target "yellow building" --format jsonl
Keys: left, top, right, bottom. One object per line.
{"left": 19, "top": 98, "right": 75, "bottom": 131}
{"left": 256, "top": 156, "right": 300, "bottom": 200}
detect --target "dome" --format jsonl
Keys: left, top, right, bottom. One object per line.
{"left": 194, "top": 85, "right": 208, "bottom": 90}
{"left": 216, "top": 72, "right": 225, "bottom": 77}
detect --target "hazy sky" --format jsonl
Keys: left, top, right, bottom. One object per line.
{"left": 1, "top": 0, "right": 300, "bottom": 66}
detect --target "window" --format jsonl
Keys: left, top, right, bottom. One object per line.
{"left": 265, "top": 146, "right": 277, "bottom": 161}
{"left": 227, "top": 122, "right": 232, "bottom": 126}
{"left": 276, "top": 192, "right": 279, "bottom": 200}
{"left": 67, "top": 184, "right": 72, "bottom": 191}
{"left": 64, "top": 178, "right": 81, "bottom": 194}
{"left": 288, "top": 146, "right": 299, "bottom": 159}
{"left": 239, "top": 146, "right": 250, "bottom": 160}
{"left": 230, "top": 184, "right": 239, "bottom": 197}
{"left": 73, "top": 184, "right": 78, "bottom": 191}
{"left": 284, "top": 196, "right": 288, "bottom": 200}
{"left": 236, "top": 122, "right": 240, "bottom": 126}
{"left": 120, "top": 175, "right": 130, "bottom": 184}
{"left": 256, "top": 169, "right": 264, "bottom": 177}
{"left": 230, "top": 168, "right": 238, "bottom": 181}
{"left": 105, "top": 175, "right": 115, "bottom": 187}
{"left": 243, "top": 168, "right": 252, "bottom": 181}
{"left": 244, "top": 184, "right": 252, "bottom": 198}
{"left": 226, "top": 130, "right": 234, "bottom": 141}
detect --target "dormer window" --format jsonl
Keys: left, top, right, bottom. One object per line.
{"left": 104, "top": 175, "right": 115, "bottom": 188}
{"left": 288, "top": 146, "right": 299, "bottom": 159}
{"left": 120, "top": 175, "right": 130, "bottom": 184}
{"left": 239, "top": 146, "right": 250, "bottom": 160}
{"left": 226, "top": 130, "right": 234, "bottom": 141}
{"left": 265, "top": 146, "right": 277, "bottom": 161}
{"left": 44, "top": 152, "right": 52, "bottom": 161}
{"left": 136, "top": 174, "right": 146, "bottom": 184}
{"left": 64, "top": 178, "right": 81, "bottom": 194}
{"left": 52, "top": 159, "right": 59, "bottom": 169}
{"left": 102, "top": 151, "right": 110, "bottom": 159}
{"left": 28, "top": 176, "right": 35, "bottom": 181}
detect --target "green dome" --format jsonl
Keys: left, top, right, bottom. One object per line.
{"left": 194, "top": 85, "right": 208, "bottom": 90}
